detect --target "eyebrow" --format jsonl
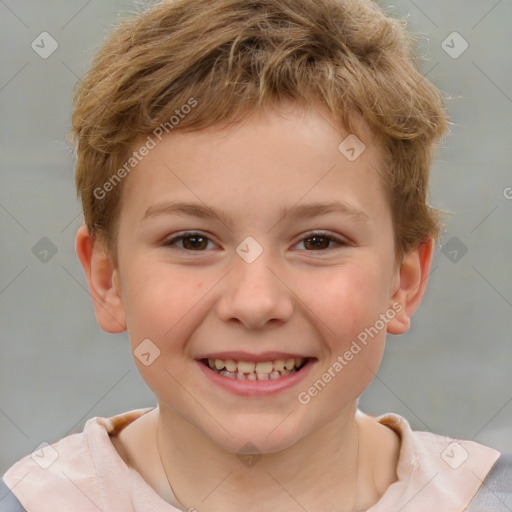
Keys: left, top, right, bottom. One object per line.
{"left": 142, "top": 200, "right": 370, "bottom": 225}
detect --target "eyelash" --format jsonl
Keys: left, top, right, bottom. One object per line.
{"left": 162, "top": 231, "right": 348, "bottom": 252}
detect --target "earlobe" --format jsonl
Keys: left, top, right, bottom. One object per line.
{"left": 387, "top": 237, "right": 435, "bottom": 335}
{"left": 75, "top": 224, "right": 127, "bottom": 333}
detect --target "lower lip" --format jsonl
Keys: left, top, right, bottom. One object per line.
{"left": 196, "top": 359, "right": 315, "bottom": 397}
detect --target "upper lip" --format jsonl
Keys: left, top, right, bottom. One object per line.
{"left": 195, "top": 351, "right": 314, "bottom": 362}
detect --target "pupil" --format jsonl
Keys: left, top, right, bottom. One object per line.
{"left": 307, "top": 236, "right": 328, "bottom": 250}
{"left": 184, "top": 236, "right": 206, "bottom": 250}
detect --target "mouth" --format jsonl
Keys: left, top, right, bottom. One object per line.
{"left": 198, "top": 357, "right": 314, "bottom": 383}
{"left": 195, "top": 351, "right": 316, "bottom": 396}
{"left": 199, "top": 356, "right": 310, "bottom": 381}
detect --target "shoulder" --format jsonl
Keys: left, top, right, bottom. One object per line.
{"left": 373, "top": 412, "right": 506, "bottom": 511}
{"left": 1, "top": 424, "right": 104, "bottom": 511}
{"left": 1, "top": 408, "right": 153, "bottom": 512}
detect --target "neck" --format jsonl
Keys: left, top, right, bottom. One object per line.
{"left": 156, "top": 402, "right": 382, "bottom": 512}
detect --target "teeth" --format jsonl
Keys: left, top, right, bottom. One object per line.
{"left": 206, "top": 357, "right": 306, "bottom": 379}
{"left": 225, "top": 360, "right": 237, "bottom": 372}
{"left": 285, "top": 358, "right": 295, "bottom": 370}
{"left": 255, "top": 361, "right": 273, "bottom": 374}
{"left": 273, "top": 359, "right": 285, "bottom": 371}
{"left": 237, "top": 361, "right": 256, "bottom": 373}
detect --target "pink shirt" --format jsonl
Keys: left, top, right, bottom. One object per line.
{"left": 3, "top": 407, "right": 501, "bottom": 511}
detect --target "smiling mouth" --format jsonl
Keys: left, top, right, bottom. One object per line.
{"left": 200, "top": 357, "right": 310, "bottom": 381}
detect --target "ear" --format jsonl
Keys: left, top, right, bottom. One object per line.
{"left": 387, "top": 237, "right": 434, "bottom": 335}
{"left": 75, "top": 224, "right": 126, "bottom": 333}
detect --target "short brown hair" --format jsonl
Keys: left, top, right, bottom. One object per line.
{"left": 70, "top": 0, "right": 449, "bottom": 266}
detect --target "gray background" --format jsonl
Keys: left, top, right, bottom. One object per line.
{"left": 1, "top": 0, "right": 511, "bottom": 474}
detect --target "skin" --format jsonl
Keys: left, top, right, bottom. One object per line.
{"left": 76, "top": 101, "right": 434, "bottom": 511}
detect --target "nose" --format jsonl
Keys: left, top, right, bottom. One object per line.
{"left": 215, "top": 250, "right": 294, "bottom": 330}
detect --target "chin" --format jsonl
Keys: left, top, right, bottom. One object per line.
{"left": 209, "top": 420, "right": 306, "bottom": 455}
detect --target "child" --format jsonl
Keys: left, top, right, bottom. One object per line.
{"left": 2, "top": 0, "right": 510, "bottom": 510}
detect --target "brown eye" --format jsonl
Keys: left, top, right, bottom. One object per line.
{"left": 181, "top": 235, "right": 209, "bottom": 250}
{"left": 303, "top": 235, "right": 331, "bottom": 250}
{"left": 164, "top": 232, "right": 215, "bottom": 251}
{"left": 298, "top": 232, "right": 346, "bottom": 251}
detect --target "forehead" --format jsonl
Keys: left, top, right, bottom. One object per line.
{"left": 119, "top": 103, "right": 388, "bottom": 226}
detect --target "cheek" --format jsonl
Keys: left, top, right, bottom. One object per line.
{"left": 122, "top": 265, "right": 205, "bottom": 401}
{"left": 120, "top": 260, "right": 199, "bottom": 343}
{"left": 326, "top": 264, "right": 392, "bottom": 390}
{"left": 296, "top": 265, "right": 390, "bottom": 411}
{"left": 297, "top": 261, "right": 391, "bottom": 396}
{"left": 300, "top": 261, "right": 391, "bottom": 341}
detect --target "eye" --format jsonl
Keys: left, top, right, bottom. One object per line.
{"left": 163, "top": 231, "right": 217, "bottom": 251}
{"left": 295, "top": 231, "right": 347, "bottom": 251}
{"left": 163, "top": 231, "right": 348, "bottom": 252}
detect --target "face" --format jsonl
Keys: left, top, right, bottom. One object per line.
{"left": 109, "top": 103, "right": 403, "bottom": 453}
